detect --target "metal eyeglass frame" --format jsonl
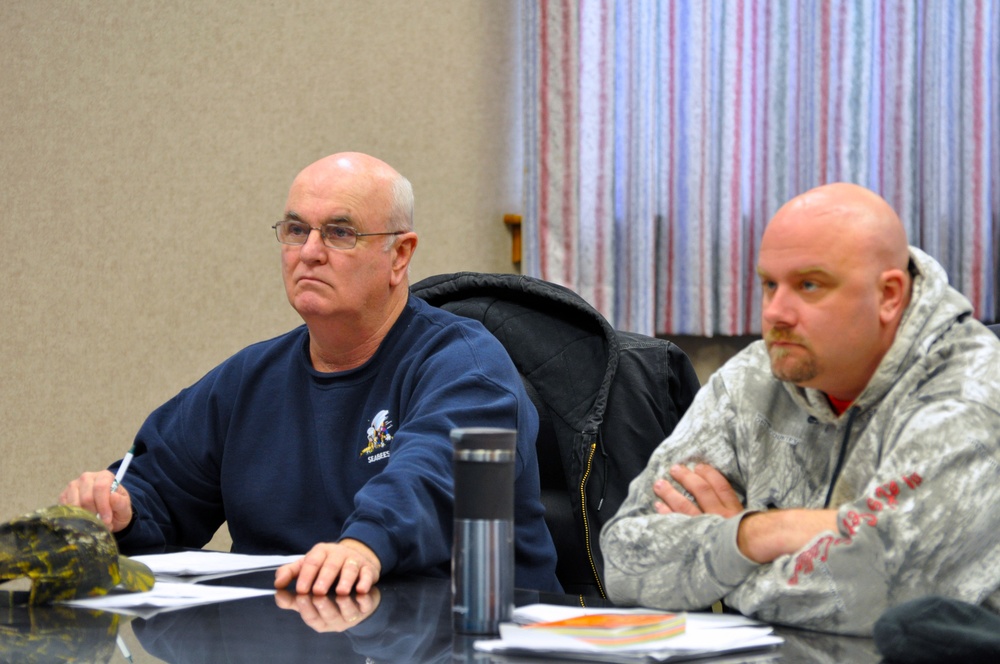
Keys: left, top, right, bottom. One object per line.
{"left": 272, "top": 220, "right": 405, "bottom": 250}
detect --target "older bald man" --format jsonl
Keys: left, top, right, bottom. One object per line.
{"left": 601, "top": 183, "right": 1000, "bottom": 635}
{"left": 61, "top": 153, "right": 560, "bottom": 596}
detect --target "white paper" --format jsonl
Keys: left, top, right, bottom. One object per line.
{"left": 60, "top": 581, "right": 275, "bottom": 619}
{"left": 130, "top": 551, "right": 301, "bottom": 580}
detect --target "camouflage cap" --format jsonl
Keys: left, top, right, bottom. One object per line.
{"left": 0, "top": 504, "right": 154, "bottom": 605}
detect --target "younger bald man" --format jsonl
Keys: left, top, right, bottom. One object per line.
{"left": 601, "top": 183, "right": 1000, "bottom": 635}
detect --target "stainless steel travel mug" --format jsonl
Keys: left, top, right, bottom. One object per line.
{"left": 450, "top": 427, "right": 515, "bottom": 634}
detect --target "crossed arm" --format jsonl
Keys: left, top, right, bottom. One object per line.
{"left": 653, "top": 463, "right": 837, "bottom": 564}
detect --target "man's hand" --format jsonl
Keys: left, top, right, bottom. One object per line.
{"left": 274, "top": 587, "right": 382, "bottom": 632}
{"left": 59, "top": 470, "right": 133, "bottom": 532}
{"left": 274, "top": 539, "right": 381, "bottom": 596}
{"left": 652, "top": 464, "right": 744, "bottom": 518}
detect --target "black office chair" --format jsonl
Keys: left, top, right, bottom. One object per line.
{"left": 412, "top": 272, "right": 700, "bottom": 598}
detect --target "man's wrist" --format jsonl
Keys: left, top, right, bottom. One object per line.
{"left": 736, "top": 509, "right": 778, "bottom": 563}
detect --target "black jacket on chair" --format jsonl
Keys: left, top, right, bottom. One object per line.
{"left": 412, "top": 272, "right": 700, "bottom": 598}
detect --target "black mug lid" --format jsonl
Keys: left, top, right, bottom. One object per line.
{"left": 450, "top": 427, "right": 516, "bottom": 452}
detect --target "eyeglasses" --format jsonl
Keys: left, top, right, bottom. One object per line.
{"left": 272, "top": 220, "right": 406, "bottom": 250}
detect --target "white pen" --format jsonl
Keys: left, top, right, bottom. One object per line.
{"left": 110, "top": 444, "right": 136, "bottom": 493}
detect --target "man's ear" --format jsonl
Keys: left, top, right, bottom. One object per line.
{"left": 389, "top": 233, "right": 418, "bottom": 287}
{"left": 878, "top": 268, "right": 909, "bottom": 324}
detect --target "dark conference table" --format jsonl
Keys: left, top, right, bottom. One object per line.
{"left": 2, "top": 570, "right": 886, "bottom": 663}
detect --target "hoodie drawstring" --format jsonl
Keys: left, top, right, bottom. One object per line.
{"left": 824, "top": 406, "right": 859, "bottom": 508}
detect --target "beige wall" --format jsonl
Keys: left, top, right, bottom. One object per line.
{"left": 0, "top": 1, "right": 526, "bottom": 524}
{"left": 0, "top": 1, "right": 749, "bottom": 548}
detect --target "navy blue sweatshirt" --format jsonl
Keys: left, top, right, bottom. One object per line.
{"left": 114, "top": 296, "right": 560, "bottom": 592}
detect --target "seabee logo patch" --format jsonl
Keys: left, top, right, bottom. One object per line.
{"left": 360, "top": 409, "right": 393, "bottom": 463}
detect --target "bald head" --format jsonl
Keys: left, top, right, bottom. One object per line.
{"left": 764, "top": 183, "right": 909, "bottom": 277}
{"left": 290, "top": 152, "right": 414, "bottom": 234}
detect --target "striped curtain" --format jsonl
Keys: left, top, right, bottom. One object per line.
{"left": 522, "top": 0, "right": 999, "bottom": 336}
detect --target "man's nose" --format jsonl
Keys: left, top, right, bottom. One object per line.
{"left": 298, "top": 227, "right": 329, "bottom": 262}
{"left": 762, "top": 286, "right": 796, "bottom": 327}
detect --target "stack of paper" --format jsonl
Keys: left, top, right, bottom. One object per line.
{"left": 524, "top": 612, "right": 687, "bottom": 648}
{"left": 475, "top": 604, "right": 782, "bottom": 662}
{"left": 56, "top": 551, "right": 300, "bottom": 618}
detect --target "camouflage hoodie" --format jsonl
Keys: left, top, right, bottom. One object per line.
{"left": 600, "top": 247, "right": 1000, "bottom": 635}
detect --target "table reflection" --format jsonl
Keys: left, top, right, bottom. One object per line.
{"left": 3, "top": 573, "right": 887, "bottom": 663}
{"left": 273, "top": 586, "right": 382, "bottom": 632}
{"left": 774, "top": 627, "right": 882, "bottom": 664}
{"left": 133, "top": 572, "right": 454, "bottom": 663}
{"left": 1, "top": 591, "right": 120, "bottom": 664}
